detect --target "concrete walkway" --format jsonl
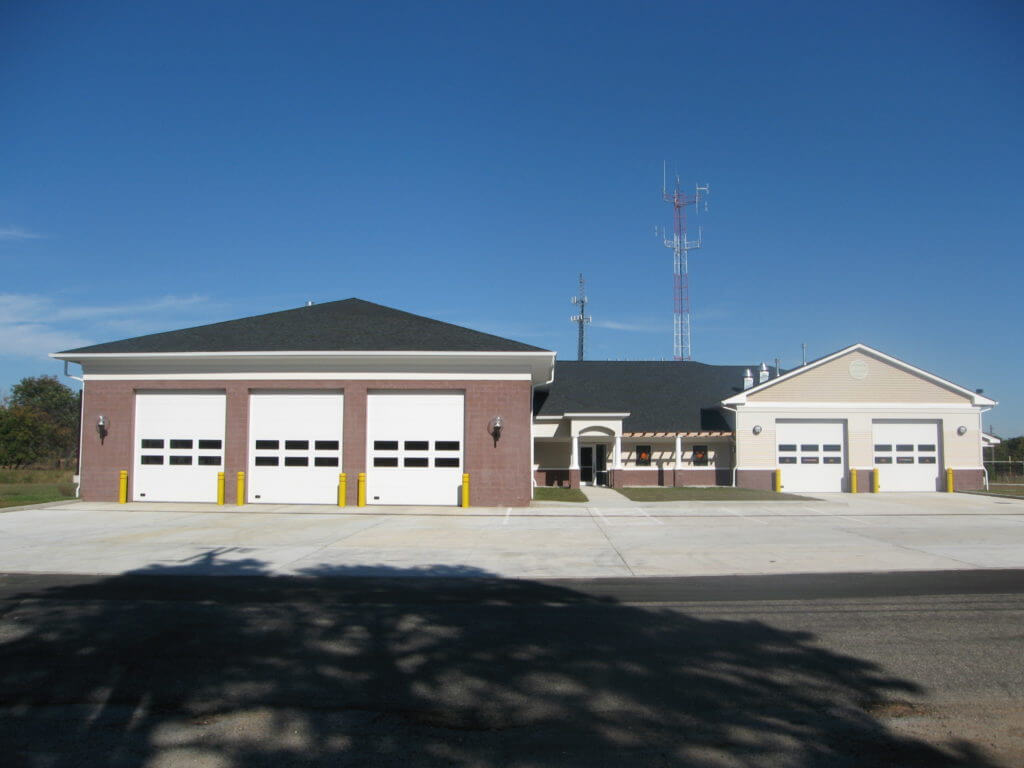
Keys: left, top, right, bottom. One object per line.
{"left": 1, "top": 493, "right": 1022, "bottom": 579}
{"left": 579, "top": 484, "right": 630, "bottom": 507}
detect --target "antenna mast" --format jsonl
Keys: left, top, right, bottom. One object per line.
{"left": 569, "top": 273, "right": 591, "bottom": 361}
{"left": 661, "top": 166, "right": 709, "bottom": 361}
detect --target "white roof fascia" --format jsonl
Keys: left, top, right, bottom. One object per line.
{"left": 721, "top": 343, "right": 996, "bottom": 407}
{"left": 50, "top": 350, "right": 558, "bottom": 386}
{"left": 735, "top": 402, "right": 982, "bottom": 411}
{"left": 982, "top": 433, "right": 1002, "bottom": 446}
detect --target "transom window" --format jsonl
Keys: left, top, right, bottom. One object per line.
{"left": 138, "top": 435, "right": 222, "bottom": 469}
{"left": 370, "top": 438, "right": 462, "bottom": 469}
{"left": 253, "top": 436, "right": 341, "bottom": 470}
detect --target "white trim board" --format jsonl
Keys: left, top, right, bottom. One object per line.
{"left": 85, "top": 372, "right": 532, "bottom": 381}
{"left": 736, "top": 402, "right": 982, "bottom": 411}
{"left": 722, "top": 343, "right": 996, "bottom": 407}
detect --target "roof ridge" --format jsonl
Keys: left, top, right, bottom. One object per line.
{"left": 57, "top": 297, "right": 549, "bottom": 355}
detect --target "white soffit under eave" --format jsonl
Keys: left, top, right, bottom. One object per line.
{"left": 51, "top": 350, "right": 557, "bottom": 386}
{"left": 720, "top": 343, "right": 996, "bottom": 407}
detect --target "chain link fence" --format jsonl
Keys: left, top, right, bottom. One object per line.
{"left": 984, "top": 460, "right": 1024, "bottom": 484}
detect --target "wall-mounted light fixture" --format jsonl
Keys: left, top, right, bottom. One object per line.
{"left": 96, "top": 415, "right": 108, "bottom": 444}
{"left": 489, "top": 416, "right": 503, "bottom": 446}
{"left": 957, "top": 425, "right": 967, "bottom": 436}
{"left": 752, "top": 425, "right": 763, "bottom": 435}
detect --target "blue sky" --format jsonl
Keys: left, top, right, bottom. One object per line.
{"left": 1, "top": 1, "right": 1021, "bottom": 433}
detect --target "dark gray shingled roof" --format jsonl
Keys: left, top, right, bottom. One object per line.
{"left": 533, "top": 361, "right": 768, "bottom": 432}
{"left": 58, "top": 298, "right": 548, "bottom": 355}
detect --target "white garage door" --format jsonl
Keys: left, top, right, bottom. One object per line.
{"left": 366, "top": 391, "right": 464, "bottom": 506}
{"left": 776, "top": 420, "right": 846, "bottom": 492}
{"left": 873, "top": 421, "right": 941, "bottom": 492}
{"left": 133, "top": 392, "right": 226, "bottom": 502}
{"left": 248, "top": 391, "right": 344, "bottom": 504}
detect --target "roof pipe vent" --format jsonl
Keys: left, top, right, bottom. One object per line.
{"left": 743, "top": 369, "right": 754, "bottom": 390}
{"left": 759, "top": 362, "right": 769, "bottom": 384}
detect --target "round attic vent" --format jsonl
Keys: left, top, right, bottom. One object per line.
{"left": 848, "top": 359, "right": 869, "bottom": 380}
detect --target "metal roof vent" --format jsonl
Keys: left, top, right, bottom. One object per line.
{"left": 743, "top": 369, "right": 754, "bottom": 390}
{"left": 759, "top": 362, "right": 770, "bottom": 384}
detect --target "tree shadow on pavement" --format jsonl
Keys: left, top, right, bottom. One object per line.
{"left": 0, "top": 549, "right": 1001, "bottom": 767}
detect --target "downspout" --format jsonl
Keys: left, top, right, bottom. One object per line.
{"left": 721, "top": 405, "right": 738, "bottom": 487}
{"left": 63, "top": 361, "right": 85, "bottom": 496}
{"left": 980, "top": 407, "right": 992, "bottom": 490}
{"left": 530, "top": 354, "right": 557, "bottom": 492}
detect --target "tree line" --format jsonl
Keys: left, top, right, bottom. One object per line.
{"left": 0, "top": 376, "right": 80, "bottom": 468}
{"left": 991, "top": 435, "right": 1024, "bottom": 462}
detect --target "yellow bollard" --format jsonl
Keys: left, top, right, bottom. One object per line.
{"left": 946, "top": 468, "right": 954, "bottom": 493}
{"left": 850, "top": 469, "right": 858, "bottom": 494}
{"left": 872, "top": 467, "right": 880, "bottom": 493}
{"left": 338, "top": 473, "right": 347, "bottom": 507}
{"left": 118, "top": 470, "right": 128, "bottom": 504}
{"left": 357, "top": 472, "right": 366, "bottom": 507}
{"left": 217, "top": 472, "right": 225, "bottom": 505}
{"left": 461, "top": 473, "right": 470, "bottom": 508}
{"left": 237, "top": 471, "right": 245, "bottom": 505}
{"left": 773, "top": 469, "right": 782, "bottom": 492}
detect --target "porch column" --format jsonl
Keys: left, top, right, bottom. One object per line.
{"left": 674, "top": 435, "right": 682, "bottom": 470}
{"left": 613, "top": 436, "right": 622, "bottom": 469}
{"left": 569, "top": 435, "right": 580, "bottom": 469}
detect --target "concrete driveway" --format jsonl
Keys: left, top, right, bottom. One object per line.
{"left": 1, "top": 492, "right": 1022, "bottom": 579}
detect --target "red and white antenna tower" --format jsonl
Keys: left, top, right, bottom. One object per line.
{"left": 661, "top": 165, "right": 709, "bottom": 361}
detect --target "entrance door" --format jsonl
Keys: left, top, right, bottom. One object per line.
{"left": 579, "top": 445, "right": 608, "bottom": 486}
{"left": 594, "top": 444, "right": 608, "bottom": 486}
{"left": 579, "top": 446, "right": 594, "bottom": 484}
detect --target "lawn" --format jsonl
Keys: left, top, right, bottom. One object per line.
{"left": 0, "top": 469, "right": 77, "bottom": 509}
{"left": 533, "top": 486, "right": 589, "bottom": 503}
{"left": 615, "top": 486, "right": 813, "bottom": 502}
{"left": 973, "top": 484, "right": 1024, "bottom": 500}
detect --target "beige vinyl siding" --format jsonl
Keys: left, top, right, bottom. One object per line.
{"left": 534, "top": 440, "right": 571, "bottom": 468}
{"left": 747, "top": 350, "right": 970, "bottom": 404}
{"left": 621, "top": 439, "right": 732, "bottom": 468}
{"left": 622, "top": 441, "right": 674, "bottom": 468}
{"left": 735, "top": 408, "right": 982, "bottom": 469}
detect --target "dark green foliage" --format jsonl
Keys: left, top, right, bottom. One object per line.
{"left": 0, "top": 376, "right": 80, "bottom": 467}
{"left": 992, "top": 435, "right": 1024, "bottom": 461}
{"left": 0, "top": 406, "right": 49, "bottom": 467}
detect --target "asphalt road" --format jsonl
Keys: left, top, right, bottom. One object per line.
{"left": 1, "top": 569, "right": 1022, "bottom": 767}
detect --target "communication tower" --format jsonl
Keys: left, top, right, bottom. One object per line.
{"left": 569, "top": 273, "right": 591, "bottom": 361}
{"left": 661, "top": 167, "right": 709, "bottom": 361}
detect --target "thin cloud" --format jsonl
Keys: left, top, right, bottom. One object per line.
{"left": 593, "top": 319, "right": 666, "bottom": 333}
{"left": 0, "top": 293, "right": 218, "bottom": 359}
{"left": 52, "top": 294, "right": 209, "bottom": 322}
{"left": 0, "top": 323, "right": 91, "bottom": 357}
{"left": 0, "top": 226, "right": 46, "bottom": 241}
